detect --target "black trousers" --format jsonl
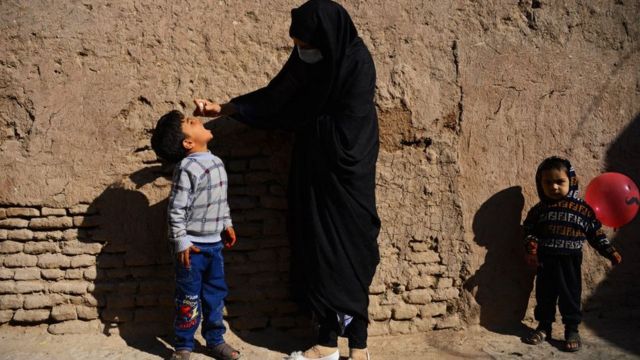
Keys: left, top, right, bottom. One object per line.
{"left": 534, "top": 253, "right": 582, "bottom": 331}
{"left": 317, "top": 312, "right": 368, "bottom": 349}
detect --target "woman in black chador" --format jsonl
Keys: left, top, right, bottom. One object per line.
{"left": 195, "top": 1, "right": 380, "bottom": 359}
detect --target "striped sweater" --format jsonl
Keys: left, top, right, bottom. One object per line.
{"left": 168, "top": 151, "right": 232, "bottom": 252}
{"left": 523, "top": 158, "right": 615, "bottom": 257}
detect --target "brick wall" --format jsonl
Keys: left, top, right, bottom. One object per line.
{"left": 0, "top": 119, "right": 466, "bottom": 336}
{"left": 0, "top": 205, "right": 102, "bottom": 334}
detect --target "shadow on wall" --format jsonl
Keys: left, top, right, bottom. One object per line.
{"left": 464, "top": 186, "right": 535, "bottom": 336}
{"left": 584, "top": 113, "right": 640, "bottom": 355}
{"left": 84, "top": 179, "right": 175, "bottom": 358}
{"left": 81, "top": 116, "right": 309, "bottom": 358}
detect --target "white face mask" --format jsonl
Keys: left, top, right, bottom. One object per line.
{"left": 297, "top": 45, "right": 323, "bottom": 64}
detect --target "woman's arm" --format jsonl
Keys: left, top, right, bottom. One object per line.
{"left": 193, "top": 54, "right": 311, "bottom": 130}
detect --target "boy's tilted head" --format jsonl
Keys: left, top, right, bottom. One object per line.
{"left": 535, "top": 156, "right": 576, "bottom": 201}
{"left": 151, "top": 110, "right": 213, "bottom": 163}
{"left": 151, "top": 110, "right": 187, "bottom": 163}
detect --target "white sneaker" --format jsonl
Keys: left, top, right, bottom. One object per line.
{"left": 286, "top": 350, "right": 340, "bottom": 360}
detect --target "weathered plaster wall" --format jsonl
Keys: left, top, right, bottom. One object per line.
{"left": 0, "top": 0, "right": 638, "bottom": 340}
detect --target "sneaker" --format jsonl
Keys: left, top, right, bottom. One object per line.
{"left": 169, "top": 350, "right": 191, "bottom": 360}
{"left": 286, "top": 347, "right": 339, "bottom": 360}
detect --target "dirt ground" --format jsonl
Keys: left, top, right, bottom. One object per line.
{"left": 1, "top": 317, "right": 638, "bottom": 360}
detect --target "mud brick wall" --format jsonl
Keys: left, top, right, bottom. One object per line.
{"left": 0, "top": 124, "right": 464, "bottom": 336}
{"left": 0, "top": 205, "right": 103, "bottom": 334}
{"left": 1, "top": 0, "right": 639, "bottom": 342}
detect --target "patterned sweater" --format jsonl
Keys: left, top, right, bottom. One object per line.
{"left": 523, "top": 158, "right": 615, "bottom": 257}
{"left": 168, "top": 151, "right": 232, "bottom": 252}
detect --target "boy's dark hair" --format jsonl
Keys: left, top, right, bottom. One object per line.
{"left": 151, "top": 110, "right": 187, "bottom": 163}
{"left": 536, "top": 156, "right": 570, "bottom": 177}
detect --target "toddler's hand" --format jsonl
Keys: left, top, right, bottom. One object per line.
{"left": 193, "top": 99, "right": 222, "bottom": 117}
{"left": 610, "top": 251, "right": 622, "bottom": 266}
{"left": 525, "top": 239, "right": 538, "bottom": 255}
{"left": 223, "top": 227, "right": 237, "bottom": 249}
{"left": 177, "top": 245, "right": 200, "bottom": 268}
{"left": 525, "top": 253, "right": 538, "bottom": 268}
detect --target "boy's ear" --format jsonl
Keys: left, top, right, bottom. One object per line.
{"left": 182, "top": 138, "right": 194, "bottom": 151}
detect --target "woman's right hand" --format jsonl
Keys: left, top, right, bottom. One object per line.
{"left": 193, "top": 99, "right": 222, "bottom": 117}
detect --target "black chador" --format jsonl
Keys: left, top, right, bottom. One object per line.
{"left": 231, "top": 0, "right": 381, "bottom": 323}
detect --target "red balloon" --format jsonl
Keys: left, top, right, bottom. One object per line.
{"left": 585, "top": 172, "right": 640, "bottom": 228}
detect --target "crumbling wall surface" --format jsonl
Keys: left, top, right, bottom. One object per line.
{"left": 0, "top": 0, "right": 638, "bottom": 340}
{"left": 457, "top": 0, "right": 640, "bottom": 332}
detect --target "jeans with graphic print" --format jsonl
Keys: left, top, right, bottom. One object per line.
{"left": 174, "top": 241, "right": 228, "bottom": 351}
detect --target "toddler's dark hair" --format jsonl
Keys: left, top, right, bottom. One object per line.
{"left": 537, "top": 156, "right": 570, "bottom": 176}
{"left": 151, "top": 110, "right": 187, "bottom": 163}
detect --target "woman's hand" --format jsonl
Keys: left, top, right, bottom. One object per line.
{"left": 193, "top": 99, "right": 222, "bottom": 117}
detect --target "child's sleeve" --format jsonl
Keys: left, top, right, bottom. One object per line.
{"left": 585, "top": 215, "right": 617, "bottom": 258}
{"left": 222, "top": 195, "right": 233, "bottom": 230}
{"left": 522, "top": 204, "right": 540, "bottom": 254}
{"left": 168, "top": 166, "right": 195, "bottom": 253}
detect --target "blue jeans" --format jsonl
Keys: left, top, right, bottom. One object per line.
{"left": 174, "top": 241, "right": 227, "bottom": 350}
